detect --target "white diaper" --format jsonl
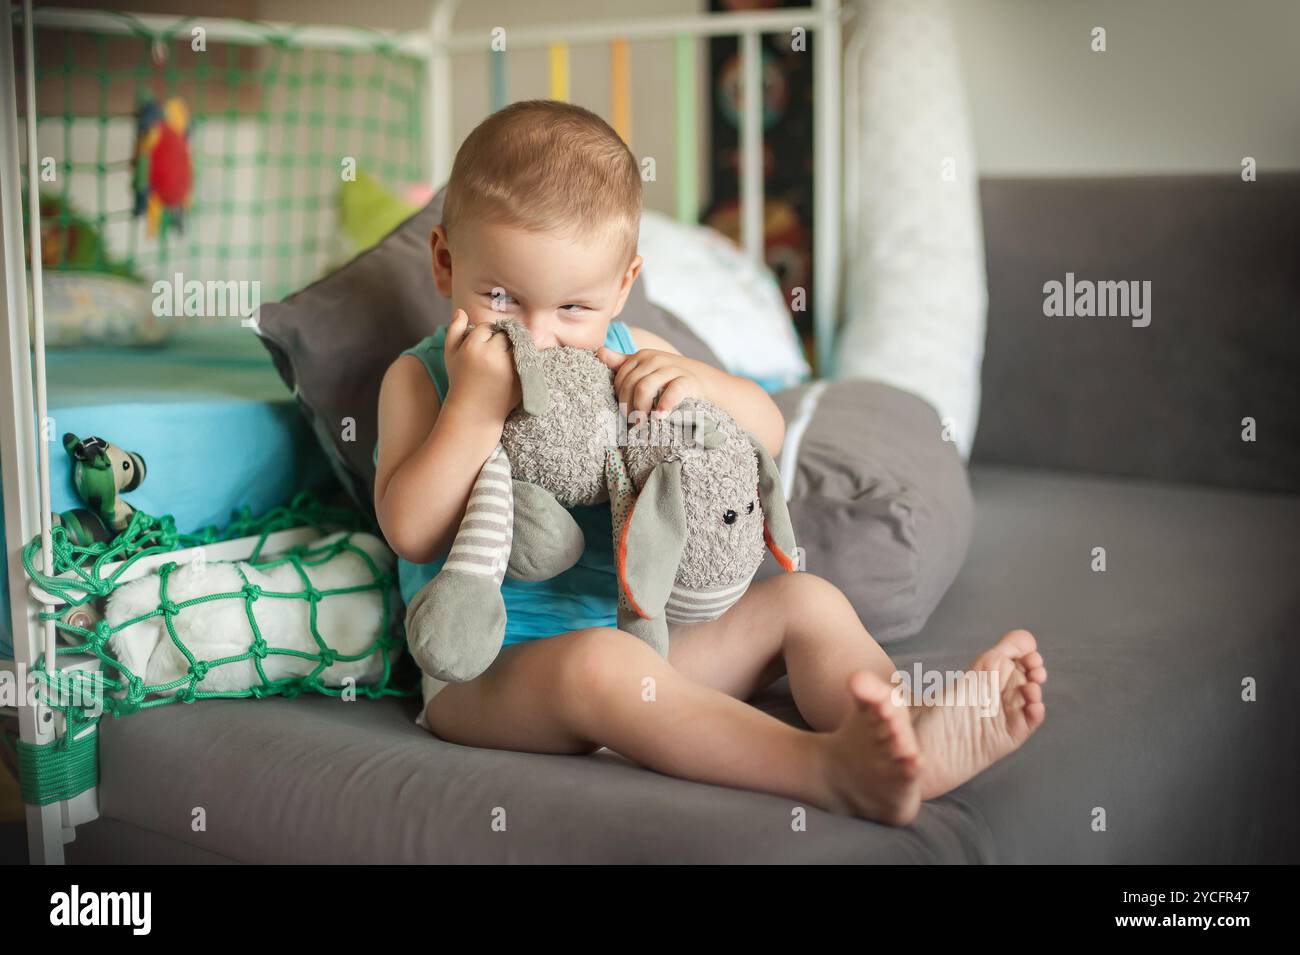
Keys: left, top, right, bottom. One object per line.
{"left": 415, "top": 672, "right": 451, "bottom": 731}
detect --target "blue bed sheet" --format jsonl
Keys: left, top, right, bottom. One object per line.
{"left": 1, "top": 320, "right": 335, "bottom": 656}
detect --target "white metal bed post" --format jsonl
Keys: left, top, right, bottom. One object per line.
{"left": 428, "top": 0, "right": 460, "bottom": 190}
{"left": 739, "top": 30, "right": 763, "bottom": 264}
{"left": 1, "top": 0, "right": 67, "bottom": 865}
{"left": 813, "top": 0, "right": 842, "bottom": 376}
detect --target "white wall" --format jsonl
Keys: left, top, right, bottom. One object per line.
{"left": 947, "top": 0, "right": 1300, "bottom": 175}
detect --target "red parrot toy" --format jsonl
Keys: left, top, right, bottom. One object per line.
{"left": 132, "top": 94, "right": 193, "bottom": 237}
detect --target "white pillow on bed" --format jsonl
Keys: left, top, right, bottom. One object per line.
{"left": 835, "top": 0, "right": 986, "bottom": 460}
{"left": 636, "top": 209, "right": 810, "bottom": 392}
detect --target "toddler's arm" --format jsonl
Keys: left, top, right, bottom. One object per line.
{"left": 603, "top": 326, "right": 785, "bottom": 455}
{"left": 374, "top": 310, "right": 521, "bottom": 564}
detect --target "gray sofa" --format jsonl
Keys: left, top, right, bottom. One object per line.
{"left": 66, "top": 174, "right": 1300, "bottom": 863}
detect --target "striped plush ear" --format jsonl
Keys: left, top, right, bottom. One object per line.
{"left": 616, "top": 459, "right": 687, "bottom": 619}
{"left": 747, "top": 432, "right": 798, "bottom": 572}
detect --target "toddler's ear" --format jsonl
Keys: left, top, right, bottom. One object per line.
{"left": 613, "top": 253, "right": 644, "bottom": 312}
{"left": 429, "top": 224, "right": 454, "bottom": 297}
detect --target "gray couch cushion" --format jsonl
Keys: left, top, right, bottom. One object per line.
{"left": 757, "top": 380, "right": 973, "bottom": 646}
{"left": 72, "top": 464, "right": 1299, "bottom": 863}
{"left": 974, "top": 173, "right": 1300, "bottom": 494}
{"left": 254, "top": 187, "right": 721, "bottom": 529}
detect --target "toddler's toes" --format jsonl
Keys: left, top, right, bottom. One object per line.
{"left": 825, "top": 671, "right": 923, "bottom": 825}
{"left": 997, "top": 628, "right": 1038, "bottom": 659}
{"left": 1019, "top": 681, "right": 1047, "bottom": 730}
{"left": 1014, "top": 649, "right": 1047, "bottom": 683}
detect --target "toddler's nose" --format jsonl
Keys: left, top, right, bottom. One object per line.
{"left": 523, "top": 318, "right": 555, "bottom": 350}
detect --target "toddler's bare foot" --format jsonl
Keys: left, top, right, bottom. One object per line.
{"left": 912, "top": 629, "right": 1048, "bottom": 800}
{"left": 821, "top": 670, "right": 923, "bottom": 826}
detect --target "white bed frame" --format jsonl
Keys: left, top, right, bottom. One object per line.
{"left": 0, "top": 0, "right": 846, "bottom": 864}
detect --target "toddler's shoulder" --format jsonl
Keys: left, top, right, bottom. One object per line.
{"left": 623, "top": 325, "right": 681, "bottom": 355}
{"left": 403, "top": 326, "right": 447, "bottom": 360}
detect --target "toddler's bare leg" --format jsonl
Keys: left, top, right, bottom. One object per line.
{"left": 668, "top": 572, "right": 898, "bottom": 730}
{"left": 668, "top": 573, "right": 1048, "bottom": 797}
{"left": 424, "top": 626, "right": 921, "bottom": 823}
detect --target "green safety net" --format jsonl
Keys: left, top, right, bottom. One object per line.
{"left": 11, "top": 491, "right": 418, "bottom": 807}
{"left": 15, "top": 9, "right": 428, "bottom": 299}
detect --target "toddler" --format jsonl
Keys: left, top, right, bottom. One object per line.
{"left": 373, "top": 100, "right": 1047, "bottom": 825}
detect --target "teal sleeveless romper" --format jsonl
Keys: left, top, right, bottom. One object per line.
{"left": 373, "top": 321, "right": 638, "bottom": 645}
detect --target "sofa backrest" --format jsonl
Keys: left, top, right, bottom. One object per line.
{"left": 972, "top": 173, "right": 1300, "bottom": 494}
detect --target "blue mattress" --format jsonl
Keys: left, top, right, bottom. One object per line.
{"left": 1, "top": 321, "right": 335, "bottom": 656}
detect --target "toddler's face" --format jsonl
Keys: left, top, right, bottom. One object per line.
{"left": 431, "top": 219, "right": 641, "bottom": 351}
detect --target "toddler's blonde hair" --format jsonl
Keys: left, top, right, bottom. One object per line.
{"left": 441, "top": 99, "right": 642, "bottom": 267}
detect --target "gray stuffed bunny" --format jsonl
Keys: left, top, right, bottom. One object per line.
{"left": 609, "top": 396, "right": 799, "bottom": 658}
{"left": 404, "top": 319, "right": 798, "bottom": 683}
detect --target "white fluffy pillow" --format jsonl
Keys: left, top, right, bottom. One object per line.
{"left": 636, "top": 209, "right": 810, "bottom": 392}
{"left": 836, "top": 0, "right": 986, "bottom": 460}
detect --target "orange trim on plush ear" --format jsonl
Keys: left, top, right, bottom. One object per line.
{"left": 617, "top": 500, "right": 653, "bottom": 619}
{"left": 764, "top": 523, "right": 798, "bottom": 573}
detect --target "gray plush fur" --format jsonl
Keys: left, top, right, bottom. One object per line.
{"left": 498, "top": 324, "right": 618, "bottom": 508}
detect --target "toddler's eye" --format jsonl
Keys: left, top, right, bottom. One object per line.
{"left": 560, "top": 304, "right": 586, "bottom": 313}
{"left": 723, "top": 509, "right": 737, "bottom": 525}
{"left": 487, "top": 289, "right": 516, "bottom": 310}
{"left": 746, "top": 500, "right": 755, "bottom": 514}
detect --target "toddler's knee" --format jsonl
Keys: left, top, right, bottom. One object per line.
{"left": 773, "top": 569, "right": 848, "bottom": 608}
{"left": 556, "top": 627, "right": 654, "bottom": 711}
{"left": 773, "top": 571, "right": 870, "bottom": 637}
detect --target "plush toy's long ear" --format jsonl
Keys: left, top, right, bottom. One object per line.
{"left": 747, "top": 432, "right": 798, "bottom": 572}
{"left": 496, "top": 319, "right": 550, "bottom": 415}
{"left": 617, "top": 459, "right": 687, "bottom": 618}
{"left": 692, "top": 413, "right": 727, "bottom": 450}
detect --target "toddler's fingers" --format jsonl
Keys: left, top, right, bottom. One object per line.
{"left": 612, "top": 364, "right": 639, "bottom": 409}
{"left": 463, "top": 320, "right": 500, "bottom": 351}
{"left": 596, "top": 346, "right": 627, "bottom": 371}
{"left": 446, "top": 309, "right": 470, "bottom": 350}
{"left": 613, "top": 354, "right": 641, "bottom": 394}
{"left": 653, "top": 376, "right": 691, "bottom": 417}
{"left": 632, "top": 367, "right": 676, "bottom": 416}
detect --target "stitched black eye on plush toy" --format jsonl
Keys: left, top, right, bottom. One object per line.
{"left": 724, "top": 500, "right": 757, "bottom": 524}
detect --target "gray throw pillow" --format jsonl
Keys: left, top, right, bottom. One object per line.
{"left": 755, "top": 380, "right": 974, "bottom": 645}
{"left": 254, "top": 186, "right": 722, "bottom": 528}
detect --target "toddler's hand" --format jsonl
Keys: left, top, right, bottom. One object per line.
{"left": 443, "top": 309, "right": 523, "bottom": 424}
{"left": 598, "top": 346, "right": 707, "bottom": 419}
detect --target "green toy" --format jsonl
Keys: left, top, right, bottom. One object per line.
{"left": 52, "top": 433, "right": 148, "bottom": 546}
